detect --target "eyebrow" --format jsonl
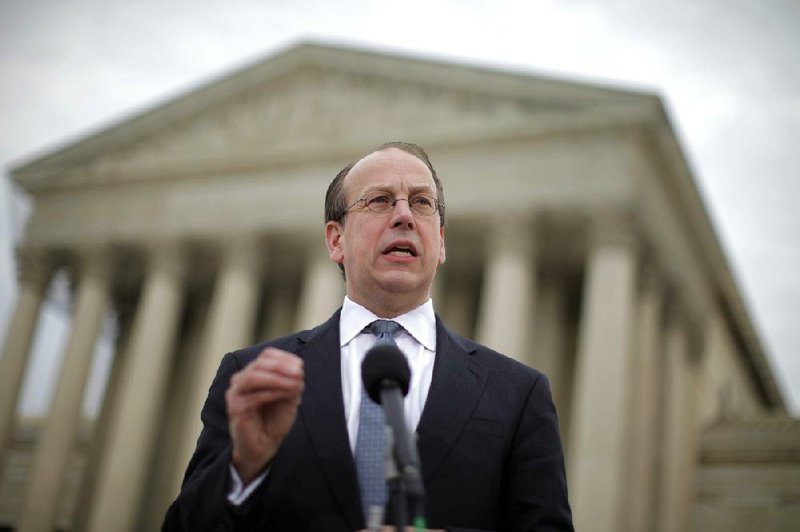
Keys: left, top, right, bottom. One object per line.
{"left": 362, "top": 184, "right": 436, "bottom": 196}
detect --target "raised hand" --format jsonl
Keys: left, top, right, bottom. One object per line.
{"left": 225, "top": 348, "right": 304, "bottom": 483}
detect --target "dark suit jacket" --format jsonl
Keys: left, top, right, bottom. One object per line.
{"left": 162, "top": 310, "right": 572, "bottom": 531}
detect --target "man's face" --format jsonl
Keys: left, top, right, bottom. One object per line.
{"left": 326, "top": 148, "right": 446, "bottom": 316}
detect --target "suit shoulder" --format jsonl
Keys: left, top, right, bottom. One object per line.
{"left": 449, "top": 329, "right": 545, "bottom": 386}
{"left": 225, "top": 332, "right": 302, "bottom": 367}
{"left": 226, "top": 313, "right": 339, "bottom": 368}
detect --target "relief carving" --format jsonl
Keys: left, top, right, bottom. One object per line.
{"left": 56, "top": 66, "right": 551, "bottom": 188}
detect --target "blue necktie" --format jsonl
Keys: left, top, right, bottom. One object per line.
{"left": 355, "top": 320, "right": 402, "bottom": 525}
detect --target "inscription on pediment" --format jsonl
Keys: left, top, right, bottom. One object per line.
{"left": 56, "top": 67, "right": 562, "bottom": 186}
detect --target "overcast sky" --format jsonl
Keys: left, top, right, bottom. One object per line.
{"left": 1, "top": 0, "right": 798, "bottom": 413}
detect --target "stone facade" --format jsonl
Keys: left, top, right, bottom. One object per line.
{"left": 694, "top": 415, "right": 800, "bottom": 531}
{"left": 0, "top": 43, "right": 788, "bottom": 532}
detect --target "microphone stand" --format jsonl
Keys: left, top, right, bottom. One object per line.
{"left": 402, "top": 456, "right": 426, "bottom": 532}
{"left": 382, "top": 430, "right": 407, "bottom": 532}
{"left": 380, "top": 381, "right": 427, "bottom": 532}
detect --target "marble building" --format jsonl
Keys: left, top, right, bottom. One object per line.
{"left": 0, "top": 42, "right": 792, "bottom": 531}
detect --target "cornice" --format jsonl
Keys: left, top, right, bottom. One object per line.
{"left": 10, "top": 42, "right": 656, "bottom": 192}
{"left": 699, "top": 416, "right": 800, "bottom": 464}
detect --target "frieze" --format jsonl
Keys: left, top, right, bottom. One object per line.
{"left": 39, "top": 67, "right": 567, "bottom": 190}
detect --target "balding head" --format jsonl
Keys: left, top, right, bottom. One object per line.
{"left": 324, "top": 141, "right": 445, "bottom": 228}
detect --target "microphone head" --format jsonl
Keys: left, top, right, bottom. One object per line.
{"left": 361, "top": 344, "right": 411, "bottom": 404}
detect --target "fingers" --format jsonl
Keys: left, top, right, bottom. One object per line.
{"left": 233, "top": 348, "right": 303, "bottom": 387}
{"left": 231, "top": 367, "right": 303, "bottom": 396}
{"left": 255, "top": 347, "right": 304, "bottom": 374}
{"left": 231, "top": 388, "right": 301, "bottom": 411}
{"left": 226, "top": 348, "right": 304, "bottom": 410}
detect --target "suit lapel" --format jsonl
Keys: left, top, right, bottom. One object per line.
{"left": 416, "top": 318, "right": 488, "bottom": 484}
{"left": 295, "top": 311, "right": 363, "bottom": 528}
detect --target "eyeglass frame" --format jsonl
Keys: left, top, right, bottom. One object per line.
{"left": 338, "top": 190, "right": 444, "bottom": 219}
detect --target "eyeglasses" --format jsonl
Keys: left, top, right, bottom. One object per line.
{"left": 342, "top": 191, "right": 442, "bottom": 218}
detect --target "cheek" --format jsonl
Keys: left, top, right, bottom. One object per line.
{"left": 344, "top": 224, "right": 375, "bottom": 259}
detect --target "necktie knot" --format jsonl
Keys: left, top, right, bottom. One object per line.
{"left": 367, "top": 320, "right": 401, "bottom": 347}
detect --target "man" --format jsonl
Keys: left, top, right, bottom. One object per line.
{"left": 163, "top": 142, "right": 573, "bottom": 531}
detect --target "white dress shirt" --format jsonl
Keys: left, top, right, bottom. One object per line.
{"left": 339, "top": 296, "right": 437, "bottom": 450}
{"left": 228, "top": 296, "right": 438, "bottom": 504}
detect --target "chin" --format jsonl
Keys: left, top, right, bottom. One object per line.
{"left": 376, "top": 272, "right": 428, "bottom": 295}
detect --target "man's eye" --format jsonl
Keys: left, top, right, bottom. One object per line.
{"left": 367, "top": 194, "right": 392, "bottom": 206}
{"left": 411, "top": 196, "right": 433, "bottom": 207}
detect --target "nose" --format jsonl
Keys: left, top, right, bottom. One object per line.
{"left": 390, "top": 198, "right": 415, "bottom": 228}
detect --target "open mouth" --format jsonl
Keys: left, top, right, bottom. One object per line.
{"left": 383, "top": 243, "right": 418, "bottom": 257}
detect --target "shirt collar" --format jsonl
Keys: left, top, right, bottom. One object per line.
{"left": 340, "top": 295, "right": 437, "bottom": 351}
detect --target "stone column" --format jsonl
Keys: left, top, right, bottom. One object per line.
{"left": 476, "top": 217, "right": 536, "bottom": 364}
{"left": 441, "top": 270, "right": 475, "bottom": 338}
{"left": 70, "top": 301, "right": 137, "bottom": 532}
{"left": 141, "top": 288, "right": 211, "bottom": 532}
{"left": 568, "top": 216, "right": 637, "bottom": 532}
{"left": 658, "top": 310, "right": 699, "bottom": 532}
{"left": 625, "top": 268, "right": 664, "bottom": 532}
{"left": 86, "top": 243, "right": 184, "bottom": 532}
{"left": 170, "top": 235, "right": 261, "bottom": 498}
{"left": 533, "top": 275, "right": 569, "bottom": 438}
{"left": 261, "top": 280, "right": 296, "bottom": 341}
{"left": 18, "top": 248, "right": 112, "bottom": 532}
{"left": 0, "top": 249, "right": 52, "bottom": 459}
{"left": 295, "top": 238, "right": 344, "bottom": 331}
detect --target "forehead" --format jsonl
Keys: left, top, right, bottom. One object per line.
{"left": 344, "top": 148, "right": 435, "bottom": 197}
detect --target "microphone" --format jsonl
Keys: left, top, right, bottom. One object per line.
{"left": 362, "top": 344, "right": 426, "bottom": 529}
{"left": 362, "top": 343, "right": 411, "bottom": 404}
{"left": 361, "top": 344, "right": 415, "bottom": 473}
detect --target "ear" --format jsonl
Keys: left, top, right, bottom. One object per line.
{"left": 438, "top": 225, "right": 446, "bottom": 264}
{"left": 326, "top": 221, "right": 345, "bottom": 265}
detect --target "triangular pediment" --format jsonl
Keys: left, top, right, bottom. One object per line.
{"left": 13, "top": 42, "right": 657, "bottom": 191}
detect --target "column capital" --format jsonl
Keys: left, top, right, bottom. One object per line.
{"left": 588, "top": 211, "right": 637, "bottom": 250}
{"left": 214, "top": 233, "right": 262, "bottom": 270}
{"left": 486, "top": 211, "right": 538, "bottom": 230}
{"left": 143, "top": 240, "right": 187, "bottom": 278}
{"left": 15, "top": 246, "right": 55, "bottom": 288}
{"left": 486, "top": 212, "right": 538, "bottom": 256}
{"left": 74, "top": 244, "right": 115, "bottom": 281}
{"left": 639, "top": 261, "right": 665, "bottom": 293}
{"left": 664, "top": 297, "right": 706, "bottom": 365}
